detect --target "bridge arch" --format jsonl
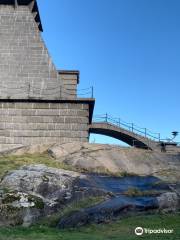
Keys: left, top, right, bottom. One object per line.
{"left": 89, "top": 122, "right": 157, "bottom": 150}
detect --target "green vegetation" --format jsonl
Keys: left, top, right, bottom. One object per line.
{"left": 0, "top": 153, "right": 179, "bottom": 240}
{"left": 2, "top": 193, "right": 21, "bottom": 204}
{"left": 155, "top": 170, "right": 180, "bottom": 183}
{"left": 123, "top": 187, "right": 164, "bottom": 197}
{"left": 0, "top": 153, "right": 75, "bottom": 179}
{"left": 0, "top": 213, "right": 179, "bottom": 240}
{"left": 118, "top": 171, "right": 138, "bottom": 177}
{"left": 38, "top": 196, "right": 106, "bottom": 227}
{"left": 0, "top": 153, "right": 137, "bottom": 178}
{"left": 0, "top": 153, "right": 116, "bottom": 178}
{"left": 0, "top": 205, "right": 22, "bottom": 226}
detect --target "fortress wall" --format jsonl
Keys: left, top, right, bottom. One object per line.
{"left": 0, "top": 102, "right": 89, "bottom": 151}
{"left": 0, "top": 5, "right": 63, "bottom": 99}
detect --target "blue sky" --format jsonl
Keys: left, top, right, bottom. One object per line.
{"left": 38, "top": 0, "right": 180, "bottom": 144}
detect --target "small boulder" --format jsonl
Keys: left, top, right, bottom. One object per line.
{"left": 157, "top": 192, "right": 180, "bottom": 212}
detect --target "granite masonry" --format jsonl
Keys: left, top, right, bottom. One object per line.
{"left": 0, "top": 0, "right": 95, "bottom": 151}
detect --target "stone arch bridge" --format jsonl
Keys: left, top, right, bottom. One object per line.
{"left": 89, "top": 114, "right": 161, "bottom": 150}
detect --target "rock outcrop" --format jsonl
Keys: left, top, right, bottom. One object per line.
{"left": 0, "top": 164, "right": 109, "bottom": 227}
{"left": 58, "top": 196, "right": 159, "bottom": 228}
{"left": 0, "top": 163, "right": 179, "bottom": 228}
{"left": 58, "top": 192, "right": 180, "bottom": 229}
{"left": 0, "top": 142, "right": 179, "bottom": 228}
{"left": 58, "top": 191, "right": 180, "bottom": 228}
{"left": 0, "top": 165, "right": 82, "bottom": 226}
{"left": 157, "top": 192, "right": 180, "bottom": 212}
{"left": 2, "top": 142, "right": 180, "bottom": 180}
{"left": 48, "top": 142, "right": 180, "bottom": 180}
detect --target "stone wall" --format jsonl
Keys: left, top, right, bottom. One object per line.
{"left": 59, "top": 71, "right": 79, "bottom": 99}
{"left": 0, "top": 5, "right": 67, "bottom": 100}
{"left": 0, "top": 101, "right": 90, "bottom": 151}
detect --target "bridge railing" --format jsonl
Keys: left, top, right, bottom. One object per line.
{"left": 93, "top": 114, "right": 161, "bottom": 142}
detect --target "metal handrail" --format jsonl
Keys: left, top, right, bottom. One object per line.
{"left": 93, "top": 114, "right": 161, "bottom": 142}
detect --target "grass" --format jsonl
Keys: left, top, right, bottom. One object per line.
{"left": 0, "top": 153, "right": 139, "bottom": 178}
{"left": 0, "top": 154, "right": 179, "bottom": 239}
{"left": 37, "top": 196, "right": 106, "bottom": 227}
{"left": 154, "top": 169, "right": 180, "bottom": 183}
{"left": 0, "top": 213, "right": 179, "bottom": 240}
{"left": 123, "top": 187, "right": 164, "bottom": 197}
{"left": 0, "top": 153, "right": 76, "bottom": 179}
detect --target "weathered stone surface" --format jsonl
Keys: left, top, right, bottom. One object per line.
{"left": 157, "top": 192, "right": 180, "bottom": 212}
{"left": 0, "top": 191, "right": 44, "bottom": 227}
{"left": 0, "top": 142, "right": 179, "bottom": 183}
{"left": 0, "top": 164, "right": 84, "bottom": 226}
{"left": 0, "top": 164, "right": 111, "bottom": 226}
{"left": 1, "top": 164, "right": 80, "bottom": 206}
{"left": 2, "top": 142, "right": 180, "bottom": 181}
{"left": 58, "top": 194, "right": 169, "bottom": 229}
{"left": 1, "top": 144, "right": 54, "bottom": 156}
{"left": 0, "top": 160, "right": 179, "bottom": 227}
{"left": 58, "top": 190, "right": 180, "bottom": 228}
{"left": 48, "top": 142, "right": 180, "bottom": 179}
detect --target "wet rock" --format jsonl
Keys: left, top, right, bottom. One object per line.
{"left": 58, "top": 196, "right": 159, "bottom": 228}
{"left": 58, "top": 190, "right": 180, "bottom": 228}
